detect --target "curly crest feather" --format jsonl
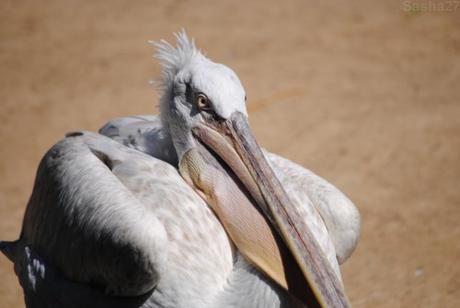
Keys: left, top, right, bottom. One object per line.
{"left": 150, "top": 30, "right": 206, "bottom": 90}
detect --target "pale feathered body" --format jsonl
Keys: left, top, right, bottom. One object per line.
{"left": 1, "top": 33, "right": 360, "bottom": 308}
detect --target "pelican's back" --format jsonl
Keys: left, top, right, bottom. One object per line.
{"left": 9, "top": 131, "right": 236, "bottom": 307}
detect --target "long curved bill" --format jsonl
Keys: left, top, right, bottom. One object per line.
{"left": 188, "top": 112, "right": 350, "bottom": 308}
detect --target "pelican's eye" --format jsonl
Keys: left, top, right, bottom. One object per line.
{"left": 196, "top": 93, "right": 212, "bottom": 111}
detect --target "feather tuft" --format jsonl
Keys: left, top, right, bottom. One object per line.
{"left": 150, "top": 30, "right": 205, "bottom": 90}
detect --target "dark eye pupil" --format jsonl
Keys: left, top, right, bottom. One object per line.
{"left": 198, "top": 95, "right": 209, "bottom": 109}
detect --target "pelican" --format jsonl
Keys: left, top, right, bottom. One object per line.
{"left": 0, "top": 32, "right": 360, "bottom": 308}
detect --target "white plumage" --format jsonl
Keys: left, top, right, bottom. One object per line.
{"left": 1, "top": 32, "right": 360, "bottom": 308}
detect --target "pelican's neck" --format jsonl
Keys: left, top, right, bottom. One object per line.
{"left": 159, "top": 89, "right": 195, "bottom": 165}
{"left": 159, "top": 88, "right": 173, "bottom": 138}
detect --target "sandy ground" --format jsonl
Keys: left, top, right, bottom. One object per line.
{"left": 1, "top": 1, "right": 459, "bottom": 307}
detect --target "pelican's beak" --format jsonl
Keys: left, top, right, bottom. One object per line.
{"left": 180, "top": 111, "right": 349, "bottom": 308}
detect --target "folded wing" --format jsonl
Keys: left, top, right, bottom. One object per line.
{"left": 18, "top": 132, "right": 172, "bottom": 296}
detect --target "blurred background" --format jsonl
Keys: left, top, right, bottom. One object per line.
{"left": 0, "top": 0, "right": 459, "bottom": 307}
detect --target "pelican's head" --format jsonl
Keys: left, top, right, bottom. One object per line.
{"left": 153, "top": 31, "right": 349, "bottom": 308}
{"left": 155, "top": 33, "right": 246, "bottom": 161}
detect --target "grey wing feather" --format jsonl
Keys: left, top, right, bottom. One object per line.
{"left": 99, "top": 115, "right": 177, "bottom": 166}
{"left": 19, "top": 132, "right": 172, "bottom": 297}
